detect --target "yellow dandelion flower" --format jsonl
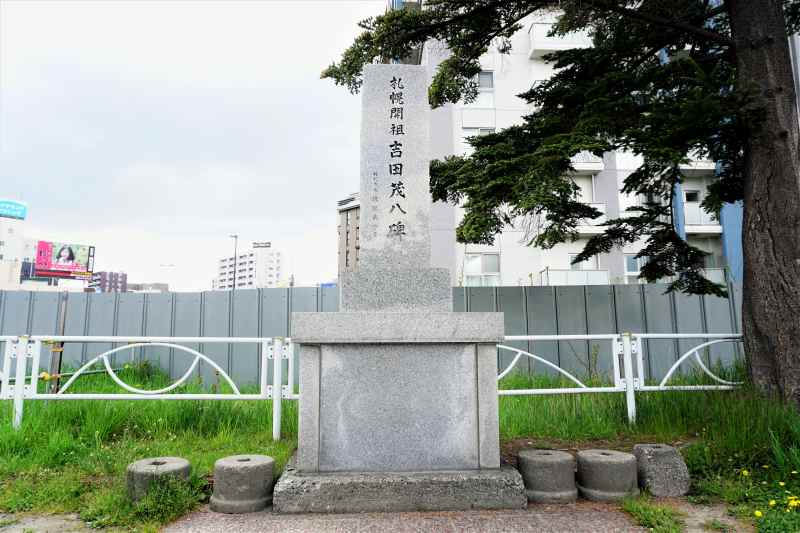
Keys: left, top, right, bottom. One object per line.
{"left": 780, "top": 482, "right": 786, "bottom": 487}
{"left": 741, "top": 469, "right": 750, "bottom": 476}
{"left": 770, "top": 500, "right": 777, "bottom": 507}
{"left": 754, "top": 510, "right": 763, "bottom": 518}
{"left": 790, "top": 500, "right": 799, "bottom": 508}
{"left": 763, "top": 465, "right": 770, "bottom": 469}
{"left": 39, "top": 371, "right": 50, "bottom": 381}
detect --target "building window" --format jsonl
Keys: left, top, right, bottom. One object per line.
{"left": 569, "top": 254, "right": 598, "bottom": 271}
{"left": 464, "top": 253, "right": 500, "bottom": 287}
{"left": 624, "top": 253, "right": 647, "bottom": 284}
{"left": 465, "top": 71, "right": 494, "bottom": 108}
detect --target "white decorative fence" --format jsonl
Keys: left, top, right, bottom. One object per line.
{"left": 0, "top": 332, "right": 743, "bottom": 437}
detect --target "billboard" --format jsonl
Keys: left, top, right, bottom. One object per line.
{"left": 34, "top": 241, "right": 95, "bottom": 280}
{"left": 0, "top": 199, "right": 27, "bottom": 220}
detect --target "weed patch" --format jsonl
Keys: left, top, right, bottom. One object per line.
{"left": 622, "top": 495, "right": 685, "bottom": 533}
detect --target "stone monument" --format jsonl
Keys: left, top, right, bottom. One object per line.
{"left": 272, "top": 64, "right": 525, "bottom": 513}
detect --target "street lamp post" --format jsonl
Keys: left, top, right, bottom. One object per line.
{"left": 229, "top": 234, "right": 239, "bottom": 291}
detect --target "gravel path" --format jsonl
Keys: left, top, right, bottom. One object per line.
{"left": 165, "top": 502, "right": 647, "bottom": 533}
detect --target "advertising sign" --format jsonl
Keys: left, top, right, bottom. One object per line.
{"left": 34, "top": 241, "right": 95, "bottom": 280}
{"left": 0, "top": 199, "right": 27, "bottom": 220}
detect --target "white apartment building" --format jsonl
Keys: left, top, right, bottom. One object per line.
{"left": 419, "top": 12, "right": 734, "bottom": 287}
{"left": 212, "top": 243, "right": 285, "bottom": 290}
{"left": 0, "top": 200, "right": 37, "bottom": 290}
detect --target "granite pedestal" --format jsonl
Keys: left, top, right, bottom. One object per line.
{"left": 270, "top": 312, "right": 525, "bottom": 512}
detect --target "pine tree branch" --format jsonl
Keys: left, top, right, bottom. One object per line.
{"left": 585, "top": 0, "right": 736, "bottom": 49}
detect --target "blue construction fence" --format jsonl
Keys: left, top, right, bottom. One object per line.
{"left": 0, "top": 283, "right": 742, "bottom": 386}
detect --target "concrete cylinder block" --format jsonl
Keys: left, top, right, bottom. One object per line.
{"left": 576, "top": 449, "right": 638, "bottom": 502}
{"left": 210, "top": 455, "right": 275, "bottom": 514}
{"left": 126, "top": 457, "right": 191, "bottom": 502}
{"left": 633, "top": 444, "right": 691, "bottom": 497}
{"left": 517, "top": 449, "right": 577, "bottom": 503}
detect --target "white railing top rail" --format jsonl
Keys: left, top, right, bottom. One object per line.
{"left": 504, "top": 333, "right": 741, "bottom": 341}
{"left": 635, "top": 333, "right": 741, "bottom": 339}
{"left": 504, "top": 334, "right": 619, "bottom": 341}
{"left": 29, "top": 335, "right": 273, "bottom": 344}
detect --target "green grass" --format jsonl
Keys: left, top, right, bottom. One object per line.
{"left": 622, "top": 495, "right": 685, "bottom": 533}
{"left": 3, "top": 361, "right": 800, "bottom": 531}
{"left": 0, "top": 362, "right": 296, "bottom": 530}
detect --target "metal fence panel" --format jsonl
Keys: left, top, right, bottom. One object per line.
{"left": 555, "top": 286, "right": 590, "bottom": 377}
{"left": 63, "top": 293, "right": 89, "bottom": 367}
{"left": 703, "top": 292, "right": 738, "bottom": 367}
{"left": 86, "top": 293, "right": 117, "bottom": 364}
{"left": 585, "top": 285, "right": 616, "bottom": 378}
{"left": 231, "top": 289, "right": 260, "bottom": 386}
{"left": 143, "top": 293, "right": 173, "bottom": 373}
{"left": 172, "top": 292, "right": 202, "bottom": 379}
{"left": 260, "top": 288, "right": 289, "bottom": 386}
{"left": 200, "top": 291, "right": 231, "bottom": 387}
{"left": 673, "top": 291, "right": 706, "bottom": 366}
{"left": 466, "top": 287, "right": 496, "bottom": 313}
{"left": 452, "top": 287, "right": 466, "bottom": 312}
{"left": 525, "top": 287, "right": 560, "bottom": 374}
{"left": 497, "top": 287, "right": 528, "bottom": 374}
{"left": 28, "top": 292, "right": 60, "bottom": 372}
{"left": 116, "top": 293, "right": 146, "bottom": 363}
{"left": 0, "top": 292, "right": 30, "bottom": 378}
{"left": 320, "top": 286, "right": 339, "bottom": 312}
{"left": 642, "top": 285, "right": 677, "bottom": 381}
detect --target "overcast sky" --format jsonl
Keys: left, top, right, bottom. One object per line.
{"left": 0, "top": 0, "right": 385, "bottom": 290}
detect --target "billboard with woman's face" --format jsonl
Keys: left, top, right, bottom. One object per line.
{"left": 34, "top": 241, "right": 95, "bottom": 279}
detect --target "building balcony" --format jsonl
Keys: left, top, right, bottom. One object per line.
{"left": 704, "top": 268, "right": 727, "bottom": 284}
{"left": 570, "top": 151, "right": 604, "bottom": 173}
{"left": 528, "top": 22, "right": 592, "bottom": 59}
{"left": 684, "top": 210, "right": 721, "bottom": 234}
{"left": 577, "top": 202, "right": 607, "bottom": 234}
{"left": 537, "top": 268, "right": 610, "bottom": 286}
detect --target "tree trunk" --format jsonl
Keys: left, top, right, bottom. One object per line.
{"left": 729, "top": 1, "right": 800, "bottom": 404}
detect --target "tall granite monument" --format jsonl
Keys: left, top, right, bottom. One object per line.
{"left": 273, "top": 64, "right": 525, "bottom": 513}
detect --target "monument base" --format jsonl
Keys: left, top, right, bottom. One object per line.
{"left": 272, "top": 457, "right": 527, "bottom": 514}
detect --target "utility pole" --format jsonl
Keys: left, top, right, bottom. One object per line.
{"left": 229, "top": 234, "right": 238, "bottom": 291}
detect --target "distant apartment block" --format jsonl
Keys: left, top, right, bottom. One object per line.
{"left": 212, "top": 243, "right": 284, "bottom": 290}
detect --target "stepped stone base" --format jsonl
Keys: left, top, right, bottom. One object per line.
{"left": 272, "top": 458, "right": 526, "bottom": 514}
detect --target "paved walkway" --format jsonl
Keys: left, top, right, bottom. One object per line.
{"left": 165, "top": 503, "right": 646, "bottom": 533}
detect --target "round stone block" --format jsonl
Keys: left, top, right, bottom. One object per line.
{"left": 518, "top": 449, "right": 577, "bottom": 503}
{"left": 210, "top": 455, "right": 275, "bottom": 514}
{"left": 576, "top": 449, "right": 638, "bottom": 502}
{"left": 633, "top": 444, "right": 691, "bottom": 497}
{"left": 126, "top": 457, "right": 191, "bottom": 502}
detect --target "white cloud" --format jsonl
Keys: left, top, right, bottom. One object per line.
{"left": 1, "top": 0, "right": 384, "bottom": 290}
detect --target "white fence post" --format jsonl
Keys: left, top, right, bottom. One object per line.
{"left": 621, "top": 332, "right": 637, "bottom": 424}
{"left": 272, "top": 337, "right": 283, "bottom": 441}
{"left": 260, "top": 340, "right": 270, "bottom": 398}
{"left": 12, "top": 337, "right": 30, "bottom": 430}
{"left": 1, "top": 339, "right": 13, "bottom": 401}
